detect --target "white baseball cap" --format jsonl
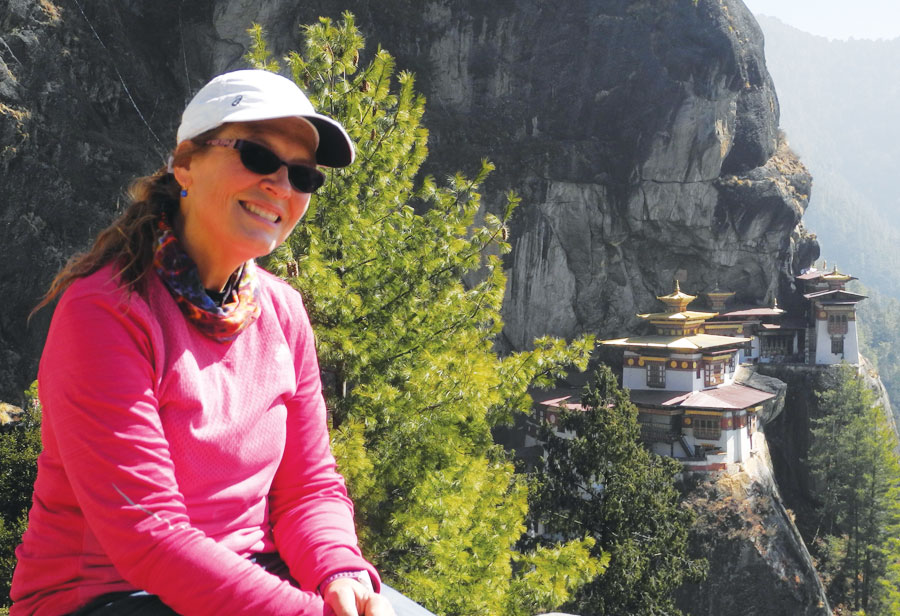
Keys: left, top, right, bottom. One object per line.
{"left": 176, "top": 69, "right": 355, "bottom": 168}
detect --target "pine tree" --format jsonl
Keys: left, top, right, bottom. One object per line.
{"left": 527, "top": 365, "right": 706, "bottom": 616}
{"left": 809, "top": 365, "right": 900, "bottom": 613}
{"left": 246, "top": 15, "right": 601, "bottom": 615}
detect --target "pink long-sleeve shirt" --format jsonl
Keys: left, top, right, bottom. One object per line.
{"left": 11, "top": 264, "right": 378, "bottom": 615}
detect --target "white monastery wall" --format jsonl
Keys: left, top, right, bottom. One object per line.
{"left": 815, "top": 321, "right": 860, "bottom": 365}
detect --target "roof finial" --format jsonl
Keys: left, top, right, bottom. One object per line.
{"left": 675, "top": 279, "right": 681, "bottom": 293}
{"left": 773, "top": 297, "right": 779, "bottom": 309}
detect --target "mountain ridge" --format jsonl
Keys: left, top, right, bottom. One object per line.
{"left": 754, "top": 14, "right": 900, "bottom": 298}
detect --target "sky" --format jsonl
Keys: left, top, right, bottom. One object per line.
{"left": 741, "top": 0, "right": 900, "bottom": 41}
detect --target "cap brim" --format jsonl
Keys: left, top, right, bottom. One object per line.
{"left": 305, "top": 115, "right": 355, "bottom": 168}
{"left": 179, "top": 107, "right": 355, "bottom": 168}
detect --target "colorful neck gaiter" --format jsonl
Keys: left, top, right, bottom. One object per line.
{"left": 153, "top": 222, "right": 261, "bottom": 343}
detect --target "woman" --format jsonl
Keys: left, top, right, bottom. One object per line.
{"left": 11, "top": 70, "right": 394, "bottom": 616}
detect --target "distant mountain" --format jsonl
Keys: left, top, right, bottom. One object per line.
{"left": 754, "top": 15, "right": 900, "bottom": 297}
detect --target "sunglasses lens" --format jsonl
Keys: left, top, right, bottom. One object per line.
{"left": 288, "top": 166, "right": 325, "bottom": 193}
{"left": 238, "top": 142, "right": 281, "bottom": 175}
{"left": 234, "top": 140, "right": 325, "bottom": 193}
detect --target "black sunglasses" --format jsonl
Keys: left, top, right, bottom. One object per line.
{"left": 205, "top": 138, "right": 325, "bottom": 193}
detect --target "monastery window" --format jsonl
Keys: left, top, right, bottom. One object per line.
{"left": 827, "top": 314, "right": 849, "bottom": 335}
{"left": 638, "top": 413, "right": 676, "bottom": 442}
{"left": 761, "top": 336, "right": 789, "bottom": 358}
{"left": 692, "top": 417, "right": 721, "bottom": 441}
{"left": 831, "top": 336, "right": 844, "bottom": 355}
{"left": 726, "top": 355, "right": 735, "bottom": 372}
{"left": 704, "top": 362, "right": 724, "bottom": 387}
{"left": 646, "top": 362, "right": 666, "bottom": 388}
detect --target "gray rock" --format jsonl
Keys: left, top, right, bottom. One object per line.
{"left": 0, "top": 1, "right": 815, "bottom": 405}
{"left": 734, "top": 365, "right": 788, "bottom": 425}
{"left": 0, "top": 2, "right": 835, "bottom": 613}
{"left": 678, "top": 435, "right": 831, "bottom": 616}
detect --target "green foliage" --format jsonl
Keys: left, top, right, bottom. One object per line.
{"left": 877, "top": 534, "right": 900, "bottom": 615}
{"left": 245, "top": 24, "right": 281, "bottom": 73}
{"left": 247, "top": 15, "right": 598, "bottom": 615}
{"left": 0, "top": 383, "right": 42, "bottom": 607}
{"left": 808, "top": 365, "right": 900, "bottom": 614}
{"left": 855, "top": 281, "right": 900, "bottom": 408}
{"left": 527, "top": 365, "right": 706, "bottom": 616}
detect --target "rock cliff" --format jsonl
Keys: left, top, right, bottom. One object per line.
{"left": 668, "top": 367, "right": 831, "bottom": 614}
{"left": 0, "top": 0, "right": 815, "bottom": 399}
{"left": 677, "top": 434, "right": 830, "bottom": 616}
{"left": 0, "top": 1, "right": 833, "bottom": 613}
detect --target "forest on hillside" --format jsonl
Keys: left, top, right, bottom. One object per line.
{"left": 754, "top": 16, "right": 900, "bottom": 418}
{"left": 755, "top": 16, "right": 900, "bottom": 299}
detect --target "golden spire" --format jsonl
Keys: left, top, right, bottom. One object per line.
{"left": 705, "top": 284, "right": 735, "bottom": 311}
{"left": 657, "top": 280, "right": 696, "bottom": 313}
{"left": 823, "top": 264, "right": 851, "bottom": 282}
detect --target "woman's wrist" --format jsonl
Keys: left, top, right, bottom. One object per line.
{"left": 319, "top": 570, "right": 374, "bottom": 595}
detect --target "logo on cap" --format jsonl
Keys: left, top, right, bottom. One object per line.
{"left": 231, "top": 95, "right": 243, "bottom": 107}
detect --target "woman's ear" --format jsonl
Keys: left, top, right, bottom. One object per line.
{"left": 171, "top": 142, "right": 194, "bottom": 189}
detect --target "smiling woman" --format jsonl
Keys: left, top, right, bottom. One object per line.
{"left": 172, "top": 117, "right": 319, "bottom": 291}
{"left": 11, "top": 70, "right": 394, "bottom": 616}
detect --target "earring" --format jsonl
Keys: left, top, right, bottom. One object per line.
{"left": 180, "top": 189, "right": 188, "bottom": 197}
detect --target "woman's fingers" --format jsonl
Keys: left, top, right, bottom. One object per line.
{"left": 323, "top": 578, "right": 396, "bottom": 616}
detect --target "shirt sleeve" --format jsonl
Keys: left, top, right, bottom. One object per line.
{"left": 268, "top": 295, "right": 381, "bottom": 593}
{"left": 39, "top": 284, "right": 328, "bottom": 616}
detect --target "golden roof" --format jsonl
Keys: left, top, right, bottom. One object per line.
{"left": 638, "top": 310, "right": 718, "bottom": 321}
{"left": 705, "top": 284, "right": 735, "bottom": 300}
{"left": 822, "top": 264, "right": 851, "bottom": 282}
{"left": 656, "top": 280, "right": 696, "bottom": 312}
{"left": 600, "top": 333, "right": 752, "bottom": 351}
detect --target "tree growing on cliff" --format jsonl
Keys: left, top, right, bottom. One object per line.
{"left": 246, "top": 15, "right": 602, "bottom": 615}
{"left": 526, "top": 365, "right": 706, "bottom": 616}
{"left": 809, "top": 364, "right": 900, "bottom": 614}
{"left": 0, "top": 383, "right": 41, "bottom": 607}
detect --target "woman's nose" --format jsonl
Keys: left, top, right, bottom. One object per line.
{"left": 262, "top": 165, "right": 293, "bottom": 198}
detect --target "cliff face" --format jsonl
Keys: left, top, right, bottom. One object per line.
{"left": 395, "top": 0, "right": 816, "bottom": 350}
{"left": 0, "top": 0, "right": 815, "bottom": 399}
{"left": 667, "top": 368, "right": 832, "bottom": 615}
{"left": 677, "top": 434, "right": 830, "bottom": 616}
{"left": 0, "top": 0, "right": 191, "bottom": 399}
{"left": 0, "top": 1, "right": 830, "bottom": 613}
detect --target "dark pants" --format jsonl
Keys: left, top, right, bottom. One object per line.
{"left": 71, "top": 592, "right": 177, "bottom": 616}
{"left": 70, "top": 553, "right": 296, "bottom": 615}
{"left": 68, "top": 554, "right": 437, "bottom": 616}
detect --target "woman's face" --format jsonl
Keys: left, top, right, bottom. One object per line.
{"left": 172, "top": 117, "right": 319, "bottom": 289}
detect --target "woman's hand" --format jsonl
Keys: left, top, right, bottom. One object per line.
{"left": 322, "top": 578, "right": 396, "bottom": 616}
